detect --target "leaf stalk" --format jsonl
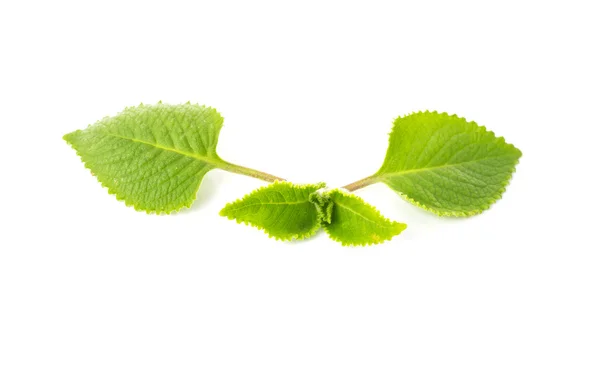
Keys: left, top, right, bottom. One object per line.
{"left": 218, "top": 160, "right": 286, "bottom": 183}
{"left": 342, "top": 175, "right": 379, "bottom": 191}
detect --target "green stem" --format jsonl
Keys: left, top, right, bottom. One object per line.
{"left": 218, "top": 160, "right": 286, "bottom": 183}
{"left": 342, "top": 175, "right": 379, "bottom": 192}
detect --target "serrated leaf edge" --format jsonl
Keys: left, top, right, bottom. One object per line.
{"left": 379, "top": 110, "right": 522, "bottom": 217}
{"left": 219, "top": 181, "right": 326, "bottom": 242}
{"left": 322, "top": 189, "right": 408, "bottom": 247}
{"left": 62, "top": 101, "right": 220, "bottom": 215}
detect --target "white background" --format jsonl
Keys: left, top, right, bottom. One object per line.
{"left": 1, "top": 1, "right": 599, "bottom": 374}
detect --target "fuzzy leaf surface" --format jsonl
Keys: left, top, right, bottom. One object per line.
{"left": 309, "top": 191, "right": 333, "bottom": 224}
{"left": 324, "top": 190, "right": 407, "bottom": 246}
{"left": 375, "top": 112, "right": 522, "bottom": 216}
{"left": 64, "top": 103, "right": 224, "bottom": 213}
{"left": 220, "top": 182, "right": 325, "bottom": 241}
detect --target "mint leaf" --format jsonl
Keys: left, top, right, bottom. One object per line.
{"left": 64, "top": 103, "right": 225, "bottom": 213}
{"left": 64, "top": 102, "right": 284, "bottom": 214}
{"left": 222, "top": 185, "right": 406, "bottom": 245}
{"left": 220, "top": 182, "right": 326, "bottom": 241}
{"left": 323, "top": 189, "right": 407, "bottom": 246}
{"left": 373, "top": 111, "right": 522, "bottom": 216}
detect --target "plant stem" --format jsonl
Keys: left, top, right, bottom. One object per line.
{"left": 342, "top": 175, "right": 379, "bottom": 191}
{"left": 218, "top": 160, "right": 286, "bottom": 183}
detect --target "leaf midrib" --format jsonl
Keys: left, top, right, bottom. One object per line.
{"left": 101, "top": 131, "right": 221, "bottom": 166}
{"left": 378, "top": 154, "right": 515, "bottom": 179}
{"left": 224, "top": 200, "right": 312, "bottom": 213}
{"left": 334, "top": 200, "right": 394, "bottom": 228}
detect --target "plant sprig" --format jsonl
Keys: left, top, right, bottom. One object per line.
{"left": 64, "top": 102, "right": 521, "bottom": 246}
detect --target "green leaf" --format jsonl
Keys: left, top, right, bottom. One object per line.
{"left": 323, "top": 189, "right": 407, "bottom": 246}
{"left": 63, "top": 103, "right": 226, "bottom": 214}
{"left": 220, "top": 182, "right": 326, "bottom": 241}
{"left": 374, "top": 111, "right": 522, "bottom": 216}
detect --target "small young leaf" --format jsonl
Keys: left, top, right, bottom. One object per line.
{"left": 309, "top": 190, "right": 333, "bottom": 224}
{"left": 323, "top": 189, "right": 407, "bottom": 246}
{"left": 375, "top": 111, "right": 522, "bottom": 216}
{"left": 220, "top": 182, "right": 326, "bottom": 241}
{"left": 64, "top": 103, "right": 226, "bottom": 214}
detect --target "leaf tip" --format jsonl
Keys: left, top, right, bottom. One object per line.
{"left": 218, "top": 205, "right": 231, "bottom": 218}
{"left": 62, "top": 130, "right": 79, "bottom": 144}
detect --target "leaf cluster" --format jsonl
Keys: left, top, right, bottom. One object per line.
{"left": 219, "top": 182, "right": 406, "bottom": 246}
{"left": 64, "top": 103, "right": 521, "bottom": 246}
